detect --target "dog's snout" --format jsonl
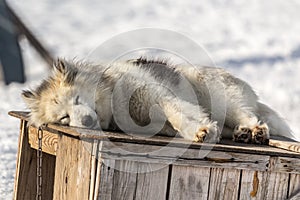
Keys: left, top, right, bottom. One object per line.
{"left": 81, "top": 115, "right": 94, "bottom": 127}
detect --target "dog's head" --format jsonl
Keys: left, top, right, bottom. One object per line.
{"left": 22, "top": 59, "right": 100, "bottom": 129}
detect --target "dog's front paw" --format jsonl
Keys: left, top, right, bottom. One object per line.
{"left": 194, "top": 127, "right": 208, "bottom": 143}
{"left": 233, "top": 122, "right": 269, "bottom": 145}
{"left": 233, "top": 126, "right": 252, "bottom": 143}
{"left": 252, "top": 123, "right": 269, "bottom": 144}
{"left": 194, "top": 124, "right": 220, "bottom": 143}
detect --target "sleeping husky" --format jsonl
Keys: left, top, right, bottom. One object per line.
{"left": 22, "top": 58, "right": 293, "bottom": 144}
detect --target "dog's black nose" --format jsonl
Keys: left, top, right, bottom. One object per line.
{"left": 81, "top": 115, "right": 94, "bottom": 127}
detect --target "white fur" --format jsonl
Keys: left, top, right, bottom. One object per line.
{"left": 22, "top": 59, "right": 294, "bottom": 143}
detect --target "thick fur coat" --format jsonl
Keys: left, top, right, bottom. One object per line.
{"left": 22, "top": 58, "right": 293, "bottom": 144}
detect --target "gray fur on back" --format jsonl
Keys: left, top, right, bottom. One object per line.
{"left": 129, "top": 57, "right": 181, "bottom": 86}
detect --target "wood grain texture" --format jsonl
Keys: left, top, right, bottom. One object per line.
{"left": 96, "top": 160, "right": 169, "bottom": 200}
{"left": 169, "top": 165, "right": 210, "bottom": 200}
{"left": 289, "top": 191, "right": 300, "bottom": 200}
{"left": 100, "top": 141, "right": 270, "bottom": 172}
{"left": 10, "top": 112, "right": 300, "bottom": 200}
{"left": 111, "top": 160, "right": 138, "bottom": 200}
{"left": 288, "top": 173, "right": 300, "bottom": 198}
{"left": 97, "top": 159, "right": 116, "bottom": 200}
{"left": 89, "top": 140, "right": 100, "bottom": 200}
{"left": 269, "top": 139, "right": 300, "bottom": 153}
{"left": 265, "top": 172, "right": 289, "bottom": 200}
{"left": 14, "top": 120, "right": 36, "bottom": 200}
{"left": 14, "top": 120, "right": 55, "bottom": 200}
{"left": 134, "top": 162, "right": 169, "bottom": 200}
{"left": 53, "top": 135, "right": 93, "bottom": 200}
{"left": 28, "top": 126, "right": 58, "bottom": 155}
{"left": 208, "top": 168, "right": 241, "bottom": 200}
{"left": 269, "top": 157, "right": 300, "bottom": 174}
{"left": 239, "top": 170, "right": 269, "bottom": 200}
{"left": 9, "top": 111, "right": 300, "bottom": 158}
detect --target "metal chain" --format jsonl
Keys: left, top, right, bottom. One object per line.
{"left": 37, "top": 127, "right": 43, "bottom": 200}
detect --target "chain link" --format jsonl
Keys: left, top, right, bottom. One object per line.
{"left": 37, "top": 127, "right": 43, "bottom": 200}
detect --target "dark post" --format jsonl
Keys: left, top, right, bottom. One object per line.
{"left": 0, "top": 0, "right": 25, "bottom": 85}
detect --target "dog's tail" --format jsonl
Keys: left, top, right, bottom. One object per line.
{"left": 257, "top": 102, "right": 296, "bottom": 140}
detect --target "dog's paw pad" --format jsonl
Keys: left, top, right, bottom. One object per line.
{"left": 233, "top": 126, "right": 252, "bottom": 143}
{"left": 252, "top": 124, "right": 269, "bottom": 145}
{"left": 193, "top": 128, "right": 208, "bottom": 143}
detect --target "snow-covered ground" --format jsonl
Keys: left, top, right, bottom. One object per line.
{"left": 1, "top": 0, "right": 300, "bottom": 198}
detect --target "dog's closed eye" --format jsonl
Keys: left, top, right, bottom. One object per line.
{"left": 59, "top": 114, "right": 70, "bottom": 125}
{"left": 75, "top": 95, "right": 80, "bottom": 105}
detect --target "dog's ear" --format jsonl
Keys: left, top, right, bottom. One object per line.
{"left": 22, "top": 90, "right": 37, "bottom": 108}
{"left": 53, "top": 59, "right": 77, "bottom": 85}
{"left": 21, "top": 90, "right": 44, "bottom": 126}
{"left": 54, "top": 59, "right": 67, "bottom": 75}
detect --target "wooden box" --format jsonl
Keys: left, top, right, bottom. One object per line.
{"left": 10, "top": 111, "right": 300, "bottom": 200}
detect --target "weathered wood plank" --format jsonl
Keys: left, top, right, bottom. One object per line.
{"left": 289, "top": 190, "right": 300, "bottom": 200}
{"left": 99, "top": 141, "right": 270, "bottom": 172}
{"left": 8, "top": 111, "right": 82, "bottom": 137}
{"left": 97, "top": 159, "right": 116, "bottom": 200}
{"left": 208, "top": 168, "right": 241, "bottom": 200}
{"left": 14, "top": 120, "right": 56, "bottom": 200}
{"left": 239, "top": 170, "right": 269, "bottom": 200}
{"left": 39, "top": 150, "right": 56, "bottom": 200}
{"left": 9, "top": 111, "right": 300, "bottom": 158}
{"left": 10, "top": 111, "right": 300, "bottom": 200}
{"left": 265, "top": 172, "right": 289, "bottom": 200}
{"left": 8, "top": 111, "right": 29, "bottom": 120}
{"left": 111, "top": 160, "right": 138, "bottom": 200}
{"left": 14, "top": 120, "right": 36, "bottom": 200}
{"left": 82, "top": 131, "right": 300, "bottom": 158}
{"left": 53, "top": 135, "right": 93, "bottom": 200}
{"left": 169, "top": 165, "right": 210, "bottom": 200}
{"left": 288, "top": 173, "right": 300, "bottom": 198}
{"left": 175, "top": 150, "right": 269, "bottom": 172}
{"left": 89, "top": 140, "right": 100, "bottom": 200}
{"left": 269, "top": 157, "right": 300, "bottom": 174}
{"left": 135, "top": 162, "right": 169, "bottom": 200}
{"left": 94, "top": 159, "right": 170, "bottom": 200}
{"left": 269, "top": 139, "right": 300, "bottom": 153}
{"left": 28, "top": 126, "right": 58, "bottom": 155}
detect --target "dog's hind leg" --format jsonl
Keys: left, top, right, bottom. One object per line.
{"left": 159, "top": 98, "right": 221, "bottom": 143}
{"left": 225, "top": 104, "right": 270, "bottom": 144}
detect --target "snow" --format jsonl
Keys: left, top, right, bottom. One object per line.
{"left": 1, "top": 0, "right": 300, "bottom": 198}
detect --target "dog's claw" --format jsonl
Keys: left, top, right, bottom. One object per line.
{"left": 233, "top": 126, "right": 252, "bottom": 143}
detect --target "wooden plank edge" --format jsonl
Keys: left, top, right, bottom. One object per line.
{"left": 269, "top": 157, "right": 300, "bottom": 174}
{"left": 269, "top": 139, "right": 300, "bottom": 154}
{"left": 9, "top": 111, "right": 300, "bottom": 157}
{"left": 8, "top": 111, "right": 29, "bottom": 120}
{"left": 28, "top": 126, "right": 58, "bottom": 156}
